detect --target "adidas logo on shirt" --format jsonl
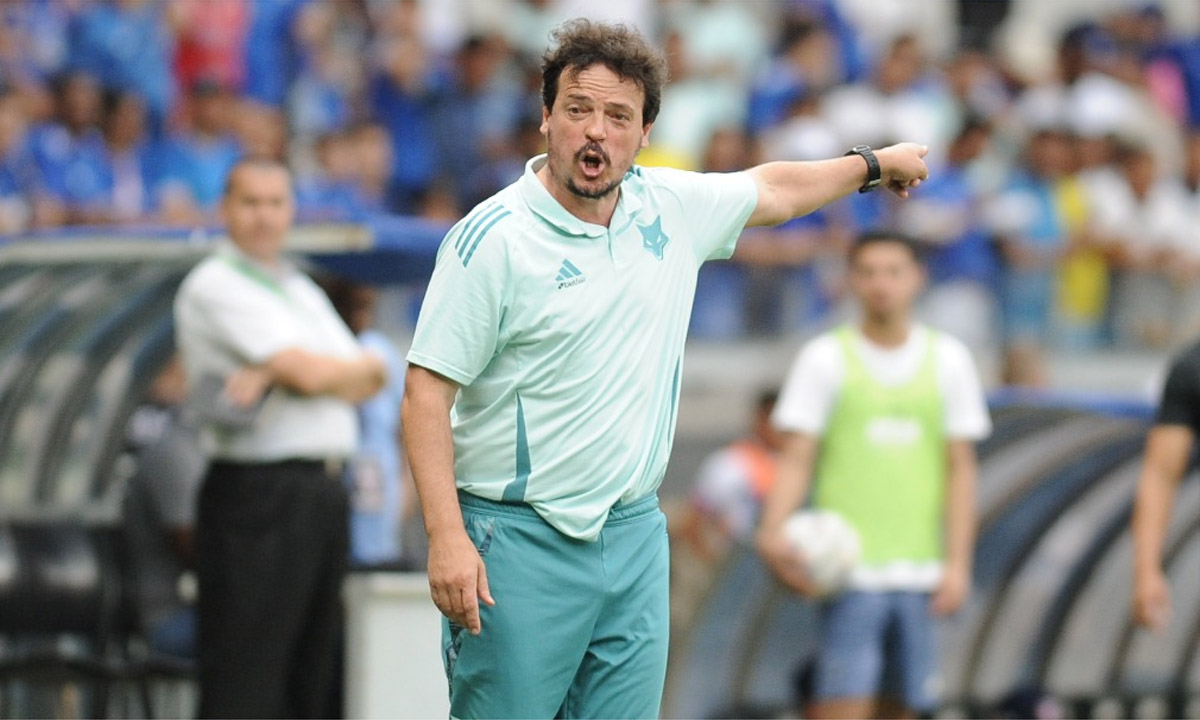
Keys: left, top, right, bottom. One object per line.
{"left": 556, "top": 259, "right": 586, "bottom": 289}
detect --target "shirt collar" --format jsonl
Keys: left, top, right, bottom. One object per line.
{"left": 218, "top": 240, "right": 296, "bottom": 285}
{"left": 518, "top": 154, "right": 645, "bottom": 238}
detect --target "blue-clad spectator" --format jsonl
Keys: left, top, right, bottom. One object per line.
{"left": 987, "top": 129, "right": 1072, "bottom": 386}
{"left": 289, "top": 64, "right": 352, "bottom": 142}
{"left": 29, "top": 71, "right": 113, "bottom": 225}
{"left": 370, "top": 34, "right": 438, "bottom": 214}
{"left": 783, "top": 0, "right": 868, "bottom": 84}
{"left": 748, "top": 19, "right": 843, "bottom": 135}
{"left": 348, "top": 122, "right": 397, "bottom": 214}
{"left": 0, "top": 0, "right": 73, "bottom": 90}
{"left": 67, "top": 0, "right": 174, "bottom": 132}
{"left": 0, "top": 85, "right": 39, "bottom": 233}
{"left": 322, "top": 279, "right": 409, "bottom": 568}
{"left": 244, "top": 0, "right": 311, "bottom": 108}
{"left": 288, "top": 1, "right": 364, "bottom": 142}
{"left": 428, "top": 35, "right": 523, "bottom": 210}
{"left": 103, "top": 90, "right": 156, "bottom": 222}
{"left": 899, "top": 118, "right": 1000, "bottom": 357}
{"left": 296, "top": 130, "right": 375, "bottom": 221}
{"left": 154, "top": 79, "right": 241, "bottom": 217}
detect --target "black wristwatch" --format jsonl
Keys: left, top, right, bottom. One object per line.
{"left": 844, "top": 145, "right": 882, "bottom": 193}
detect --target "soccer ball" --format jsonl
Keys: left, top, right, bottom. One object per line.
{"left": 781, "top": 509, "right": 861, "bottom": 596}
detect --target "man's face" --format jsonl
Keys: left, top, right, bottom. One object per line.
{"left": 221, "top": 165, "right": 295, "bottom": 263}
{"left": 63, "top": 74, "right": 101, "bottom": 130}
{"left": 850, "top": 242, "right": 924, "bottom": 321}
{"left": 1122, "top": 151, "right": 1156, "bottom": 195}
{"left": 106, "top": 94, "right": 145, "bottom": 147}
{"left": 0, "top": 96, "right": 25, "bottom": 154}
{"left": 194, "top": 89, "right": 232, "bottom": 136}
{"left": 540, "top": 64, "right": 651, "bottom": 202}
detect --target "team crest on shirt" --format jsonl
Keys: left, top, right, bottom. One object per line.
{"left": 638, "top": 217, "right": 669, "bottom": 260}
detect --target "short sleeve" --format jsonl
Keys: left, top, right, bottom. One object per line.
{"left": 935, "top": 336, "right": 992, "bottom": 440}
{"left": 651, "top": 167, "right": 758, "bottom": 262}
{"left": 772, "top": 335, "right": 844, "bottom": 435}
{"left": 406, "top": 214, "right": 511, "bottom": 386}
{"left": 1156, "top": 353, "right": 1200, "bottom": 431}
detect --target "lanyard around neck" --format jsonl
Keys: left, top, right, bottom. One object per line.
{"left": 222, "top": 253, "right": 290, "bottom": 302}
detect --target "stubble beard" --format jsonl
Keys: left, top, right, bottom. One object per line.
{"left": 566, "top": 175, "right": 622, "bottom": 200}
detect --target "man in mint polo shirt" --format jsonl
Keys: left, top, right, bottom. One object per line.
{"left": 757, "top": 232, "right": 991, "bottom": 719}
{"left": 401, "top": 20, "right": 932, "bottom": 719}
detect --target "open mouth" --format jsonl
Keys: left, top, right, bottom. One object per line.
{"left": 577, "top": 146, "right": 608, "bottom": 180}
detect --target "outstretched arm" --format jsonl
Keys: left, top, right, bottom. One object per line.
{"left": 745, "top": 142, "right": 929, "bottom": 227}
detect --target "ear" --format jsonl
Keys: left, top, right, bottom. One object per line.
{"left": 640, "top": 121, "right": 653, "bottom": 149}
{"left": 540, "top": 106, "right": 550, "bottom": 136}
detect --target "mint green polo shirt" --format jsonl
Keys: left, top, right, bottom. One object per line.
{"left": 407, "top": 155, "right": 758, "bottom": 540}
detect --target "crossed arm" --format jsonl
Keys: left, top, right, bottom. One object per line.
{"left": 223, "top": 347, "right": 388, "bottom": 407}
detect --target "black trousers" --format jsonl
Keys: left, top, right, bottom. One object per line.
{"left": 195, "top": 459, "right": 349, "bottom": 719}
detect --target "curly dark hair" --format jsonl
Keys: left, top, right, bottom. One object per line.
{"left": 541, "top": 19, "right": 668, "bottom": 125}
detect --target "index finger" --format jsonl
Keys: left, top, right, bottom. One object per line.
{"left": 461, "top": 586, "right": 482, "bottom": 635}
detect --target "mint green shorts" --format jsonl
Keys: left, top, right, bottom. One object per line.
{"left": 443, "top": 491, "right": 669, "bottom": 719}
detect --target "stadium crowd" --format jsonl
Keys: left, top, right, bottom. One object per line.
{"left": 3, "top": 0, "right": 1200, "bottom": 380}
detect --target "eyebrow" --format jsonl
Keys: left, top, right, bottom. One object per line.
{"left": 563, "top": 93, "right": 634, "bottom": 113}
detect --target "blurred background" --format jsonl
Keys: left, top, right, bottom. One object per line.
{"left": 5, "top": 0, "right": 1200, "bottom": 378}
{"left": 3, "top": 0, "right": 1200, "bottom": 718}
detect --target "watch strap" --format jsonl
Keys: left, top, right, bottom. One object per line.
{"left": 845, "top": 145, "right": 882, "bottom": 193}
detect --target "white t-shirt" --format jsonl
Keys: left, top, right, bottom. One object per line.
{"left": 772, "top": 324, "right": 991, "bottom": 591}
{"left": 773, "top": 324, "right": 991, "bottom": 440}
{"left": 174, "top": 243, "right": 363, "bottom": 462}
{"left": 1086, "top": 172, "right": 1191, "bottom": 259}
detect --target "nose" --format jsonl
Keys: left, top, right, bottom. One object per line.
{"left": 585, "top": 111, "right": 606, "bottom": 141}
